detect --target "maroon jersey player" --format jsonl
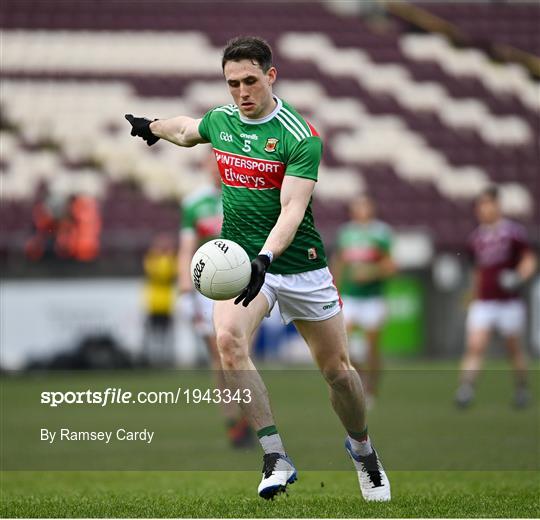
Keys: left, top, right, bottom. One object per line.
{"left": 455, "top": 186, "right": 537, "bottom": 408}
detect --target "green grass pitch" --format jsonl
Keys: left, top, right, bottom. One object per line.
{"left": 1, "top": 362, "right": 538, "bottom": 517}
{"left": 2, "top": 470, "right": 539, "bottom": 517}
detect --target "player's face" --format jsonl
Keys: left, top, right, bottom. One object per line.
{"left": 475, "top": 195, "right": 500, "bottom": 224}
{"left": 224, "top": 59, "right": 277, "bottom": 119}
{"left": 351, "top": 197, "right": 374, "bottom": 222}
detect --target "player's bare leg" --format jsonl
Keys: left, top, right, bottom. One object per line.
{"left": 347, "top": 322, "right": 366, "bottom": 389}
{"left": 205, "top": 335, "right": 238, "bottom": 419}
{"left": 213, "top": 294, "right": 297, "bottom": 498}
{"left": 347, "top": 323, "right": 381, "bottom": 409}
{"left": 214, "top": 294, "right": 274, "bottom": 429}
{"left": 294, "top": 311, "right": 390, "bottom": 501}
{"left": 504, "top": 335, "right": 530, "bottom": 408}
{"left": 295, "top": 312, "right": 367, "bottom": 433}
{"left": 456, "top": 328, "right": 491, "bottom": 408}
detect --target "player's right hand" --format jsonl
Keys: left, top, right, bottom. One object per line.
{"left": 125, "top": 114, "right": 160, "bottom": 146}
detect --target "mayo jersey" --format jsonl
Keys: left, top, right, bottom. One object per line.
{"left": 198, "top": 96, "right": 327, "bottom": 275}
{"left": 181, "top": 185, "right": 222, "bottom": 246}
{"left": 336, "top": 220, "right": 393, "bottom": 298}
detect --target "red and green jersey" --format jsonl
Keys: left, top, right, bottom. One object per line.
{"left": 181, "top": 185, "right": 222, "bottom": 246}
{"left": 336, "top": 220, "right": 393, "bottom": 298}
{"left": 198, "top": 96, "right": 327, "bottom": 275}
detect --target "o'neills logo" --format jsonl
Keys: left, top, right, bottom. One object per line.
{"left": 193, "top": 259, "right": 205, "bottom": 291}
{"left": 213, "top": 149, "right": 285, "bottom": 190}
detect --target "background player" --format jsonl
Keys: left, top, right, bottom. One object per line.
{"left": 455, "top": 186, "right": 537, "bottom": 408}
{"left": 126, "top": 36, "right": 391, "bottom": 502}
{"left": 333, "top": 194, "right": 396, "bottom": 408}
{"left": 178, "top": 152, "right": 253, "bottom": 447}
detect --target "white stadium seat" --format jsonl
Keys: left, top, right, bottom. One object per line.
{"left": 401, "top": 34, "right": 540, "bottom": 113}
{"left": 279, "top": 32, "right": 533, "bottom": 146}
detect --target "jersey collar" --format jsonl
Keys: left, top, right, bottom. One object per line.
{"left": 238, "top": 96, "right": 282, "bottom": 125}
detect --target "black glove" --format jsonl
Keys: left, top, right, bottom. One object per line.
{"left": 125, "top": 114, "right": 160, "bottom": 146}
{"left": 234, "top": 254, "right": 271, "bottom": 307}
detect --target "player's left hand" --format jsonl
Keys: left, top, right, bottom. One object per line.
{"left": 125, "top": 114, "right": 160, "bottom": 146}
{"left": 234, "top": 254, "right": 271, "bottom": 307}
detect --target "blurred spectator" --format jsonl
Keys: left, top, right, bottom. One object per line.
{"left": 26, "top": 192, "right": 101, "bottom": 262}
{"left": 69, "top": 195, "right": 102, "bottom": 261}
{"left": 56, "top": 195, "right": 101, "bottom": 261}
{"left": 455, "top": 186, "right": 537, "bottom": 409}
{"left": 25, "top": 188, "right": 65, "bottom": 261}
{"left": 143, "top": 233, "right": 177, "bottom": 366}
{"left": 332, "top": 193, "right": 397, "bottom": 409}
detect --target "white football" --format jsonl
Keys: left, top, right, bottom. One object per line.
{"left": 190, "top": 239, "right": 251, "bottom": 300}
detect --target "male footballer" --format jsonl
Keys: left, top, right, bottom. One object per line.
{"left": 333, "top": 194, "right": 396, "bottom": 409}
{"left": 455, "top": 186, "right": 536, "bottom": 408}
{"left": 126, "top": 36, "right": 390, "bottom": 501}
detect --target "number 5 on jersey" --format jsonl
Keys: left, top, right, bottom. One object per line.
{"left": 242, "top": 139, "right": 251, "bottom": 153}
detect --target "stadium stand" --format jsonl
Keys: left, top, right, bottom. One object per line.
{"left": 1, "top": 0, "right": 538, "bottom": 270}
{"left": 417, "top": 2, "right": 540, "bottom": 57}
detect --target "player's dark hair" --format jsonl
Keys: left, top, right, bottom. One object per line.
{"left": 222, "top": 36, "right": 273, "bottom": 72}
{"left": 478, "top": 185, "right": 499, "bottom": 202}
{"left": 351, "top": 192, "right": 375, "bottom": 209}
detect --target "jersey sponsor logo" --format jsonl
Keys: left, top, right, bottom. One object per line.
{"left": 196, "top": 215, "right": 223, "bottom": 238}
{"left": 264, "top": 137, "right": 279, "bottom": 152}
{"left": 219, "top": 131, "right": 233, "bottom": 143}
{"left": 343, "top": 247, "right": 381, "bottom": 263}
{"left": 213, "top": 240, "right": 229, "bottom": 254}
{"left": 213, "top": 148, "right": 285, "bottom": 190}
{"left": 471, "top": 229, "right": 514, "bottom": 267}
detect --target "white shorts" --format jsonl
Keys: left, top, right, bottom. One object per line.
{"left": 261, "top": 267, "right": 342, "bottom": 325}
{"left": 342, "top": 296, "right": 388, "bottom": 331}
{"left": 467, "top": 299, "right": 525, "bottom": 337}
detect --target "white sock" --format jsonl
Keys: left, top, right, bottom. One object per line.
{"left": 348, "top": 435, "right": 373, "bottom": 456}
{"left": 259, "top": 433, "right": 286, "bottom": 455}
